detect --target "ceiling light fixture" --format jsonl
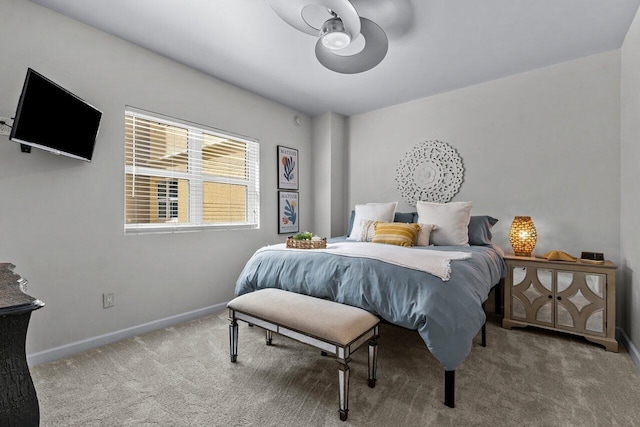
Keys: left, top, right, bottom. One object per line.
{"left": 269, "top": 0, "right": 388, "bottom": 74}
{"left": 320, "top": 17, "right": 351, "bottom": 50}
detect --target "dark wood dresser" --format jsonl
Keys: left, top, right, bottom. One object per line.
{"left": 0, "top": 263, "right": 45, "bottom": 426}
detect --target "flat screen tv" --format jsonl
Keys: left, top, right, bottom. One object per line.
{"left": 10, "top": 68, "right": 102, "bottom": 162}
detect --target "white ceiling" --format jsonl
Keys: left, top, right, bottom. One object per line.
{"left": 30, "top": 0, "right": 640, "bottom": 116}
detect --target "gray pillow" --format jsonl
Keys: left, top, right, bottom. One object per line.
{"left": 394, "top": 212, "right": 416, "bottom": 224}
{"left": 347, "top": 210, "right": 356, "bottom": 236}
{"left": 468, "top": 216, "right": 498, "bottom": 246}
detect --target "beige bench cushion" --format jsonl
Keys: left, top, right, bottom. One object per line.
{"left": 228, "top": 289, "right": 379, "bottom": 346}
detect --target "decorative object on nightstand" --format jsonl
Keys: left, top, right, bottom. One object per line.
{"left": 580, "top": 251, "right": 605, "bottom": 265}
{"left": 502, "top": 254, "right": 618, "bottom": 352}
{"left": 542, "top": 250, "right": 577, "bottom": 262}
{"left": 509, "top": 216, "right": 537, "bottom": 257}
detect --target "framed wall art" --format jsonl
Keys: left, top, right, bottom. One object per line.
{"left": 277, "top": 145, "right": 299, "bottom": 190}
{"left": 278, "top": 191, "right": 299, "bottom": 234}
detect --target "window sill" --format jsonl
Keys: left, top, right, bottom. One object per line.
{"left": 125, "top": 223, "right": 259, "bottom": 235}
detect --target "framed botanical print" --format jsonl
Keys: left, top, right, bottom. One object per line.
{"left": 277, "top": 145, "right": 299, "bottom": 190}
{"left": 278, "top": 191, "right": 299, "bottom": 234}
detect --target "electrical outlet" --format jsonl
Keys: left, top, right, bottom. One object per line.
{"left": 103, "top": 292, "right": 115, "bottom": 308}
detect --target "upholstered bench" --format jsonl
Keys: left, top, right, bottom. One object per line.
{"left": 227, "top": 288, "right": 380, "bottom": 421}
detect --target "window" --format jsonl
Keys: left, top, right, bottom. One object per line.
{"left": 125, "top": 108, "right": 260, "bottom": 233}
{"left": 157, "top": 180, "right": 178, "bottom": 220}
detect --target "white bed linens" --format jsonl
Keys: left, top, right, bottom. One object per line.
{"left": 257, "top": 242, "right": 471, "bottom": 281}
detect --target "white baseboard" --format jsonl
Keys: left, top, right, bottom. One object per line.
{"left": 27, "top": 301, "right": 229, "bottom": 367}
{"left": 617, "top": 327, "right": 640, "bottom": 373}
{"left": 27, "top": 305, "right": 640, "bottom": 373}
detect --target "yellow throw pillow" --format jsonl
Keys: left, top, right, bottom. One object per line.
{"left": 372, "top": 222, "right": 421, "bottom": 247}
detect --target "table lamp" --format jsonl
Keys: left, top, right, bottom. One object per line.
{"left": 509, "top": 216, "right": 537, "bottom": 257}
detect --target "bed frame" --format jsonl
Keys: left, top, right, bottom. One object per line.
{"left": 443, "top": 281, "right": 502, "bottom": 408}
{"left": 236, "top": 241, "right": 505, "bottom": 409}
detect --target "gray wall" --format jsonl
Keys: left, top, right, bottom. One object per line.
{"left": 347, "top": 51, "right": 622, "bottom": 313}
{"left": 1, "top": 0, "right": 636, "bottom": 365}
{"left": 311, "top": 112, "right": 346, "bottom": 238}
{"left": 311, "top": 113, "right": 332, "bottom": 238}
{"left": 348, "top": 51, "right": 624, "bottom": 334}
{"left": 0, "top": 0, "right": 311, "bottom": 357}
{"left": 621, "top": 7, "right": 640, "bottom": 356}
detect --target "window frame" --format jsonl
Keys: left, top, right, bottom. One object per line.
{"left": 124, "top": 107, "right": 260, "bottom": 234}
{"left": 157, "top": 179, "right": 179, "bottom": 221}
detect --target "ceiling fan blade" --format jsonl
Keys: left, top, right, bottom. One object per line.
{"left": 315, "top": 17, "right": 388, "bottom": 74}
{"left": 269, "top": 0, "right": 361, "bottom": 39}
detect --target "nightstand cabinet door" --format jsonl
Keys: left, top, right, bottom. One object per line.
{"left": 555, "top": 271, "right": 606, "bottom": 336}
{"left": 509, "top": 266, "right": 554, "bottom": 327}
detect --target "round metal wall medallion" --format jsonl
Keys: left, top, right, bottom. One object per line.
{"left": 395, "top": 140, "right": 464, "bottom": 206}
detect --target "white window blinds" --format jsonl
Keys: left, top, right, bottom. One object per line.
{"left": 124, "top": 108, "right": 260, "bottom": 233}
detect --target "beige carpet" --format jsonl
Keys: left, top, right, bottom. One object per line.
{"left": 31, "top": 312, "right": 640, "bottom": 426}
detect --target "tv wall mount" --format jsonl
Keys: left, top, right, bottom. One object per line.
{"left": 0, "top": 117, "right": 12, "bottom": 136}
{"left": 0, "top": 117, "right": 31, "bottom": 153}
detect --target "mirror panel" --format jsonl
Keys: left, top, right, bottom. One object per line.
{"left": 512, "top": 267, "right": 526, "bottom": 287}
{"left": 523, "top": 283, "right": 543, "bottom": 305}
{"left": 557, "top": 303, "right": 574, "bottom": 328}
{"left": 557, "top": 272, "right": 573, "bottom": 293}
{"left": 537, "top": 269, "right": 553, "bottom": 292}
{"left": 586, "top": 274, "right": 606, "bottom": 298}
{"left": 536, "top": 301, "right": 552, "bottom": 323}
{"left": 567, "top": 289, "right": 590, "bottom": 312}
{"left": 512, "top": 296, "right": 526, "bottom": 319}
{"left": 586, "top": 309, "right": 605, "bottom": 333}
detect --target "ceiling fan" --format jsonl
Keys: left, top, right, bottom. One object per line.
{"left": 269, "top": 0, "right": 389, "bottom": 74}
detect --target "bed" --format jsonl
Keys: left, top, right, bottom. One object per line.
{"left": 235, "top": 212, "right": 506, "bottom": 407}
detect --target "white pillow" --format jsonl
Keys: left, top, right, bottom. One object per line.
{"left": 415, "top": 223, "right": 438, "bottom": 247}
{"left": 416, "top": 201, "right": 472, "bottom": 246}
{"left": 348, "top": 202, "right": 398, "bottom": 241}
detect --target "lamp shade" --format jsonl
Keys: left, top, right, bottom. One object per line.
{"left": 509, "top": 216, "right": 537, "bottom": 257}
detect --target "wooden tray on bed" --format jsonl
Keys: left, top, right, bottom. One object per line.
{"left": 286, "top": 237, "right": 327, "bottom": 249}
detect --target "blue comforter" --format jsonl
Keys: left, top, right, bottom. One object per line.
{"left": 235, "top": 237, "right": 506, "bottom": 370}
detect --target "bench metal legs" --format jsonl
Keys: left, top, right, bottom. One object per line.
{"left": 228, "top": 312, "right": 378, "bottom": 422}
{"left": 336, "top": 335, "right": 378, "bottom": 421}
{"left": 229, "top": 319, "right": 238, "bottom": 363}
{"left": 368, "top": 338, "right": 378, "bottom": 388}
{"left": 337, "top": 360, "right": 350, "bottom": 421}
